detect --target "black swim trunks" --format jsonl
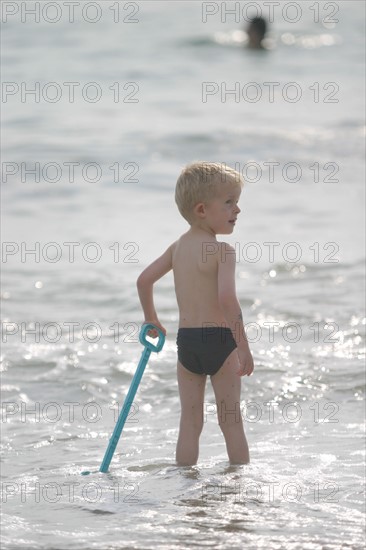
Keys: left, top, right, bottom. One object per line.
{"left": 176, "top": 327, "right": 237, "bottom": 376}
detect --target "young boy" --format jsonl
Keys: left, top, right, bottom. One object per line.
{"left": 136, "top": 162, "right": 254, "bottom": 466}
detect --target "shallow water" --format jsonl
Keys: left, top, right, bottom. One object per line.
{"left": 1, "top": 1, "right": 365, "bottom": 549}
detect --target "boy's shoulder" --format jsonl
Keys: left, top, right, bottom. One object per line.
{"left": 217, "top": 240, "right": 235, "bottom": 252}
{"left": 216, "top": 241, "right": 236, "bottom": 264}
{"left": 171, "top": 234, "right": 236, "bottom": 264}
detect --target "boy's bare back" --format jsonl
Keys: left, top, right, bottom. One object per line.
{"left": 171, "top": 228, "right": 228, "bottom": 328}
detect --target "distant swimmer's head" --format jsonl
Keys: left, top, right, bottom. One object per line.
{"left": 247, "top": 17, "right": 267, "bottom": 49}
{"left": 175, "top": 162, "right": 244, "bottom": 228}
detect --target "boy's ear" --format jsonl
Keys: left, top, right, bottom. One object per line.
{"left": 194, "top": 202, "right": 206, "bottom": 218}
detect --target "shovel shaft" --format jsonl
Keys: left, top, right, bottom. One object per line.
{"left": 99, "top": 347, "right": 151, "bottom": 473}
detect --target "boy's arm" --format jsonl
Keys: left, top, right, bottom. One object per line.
{"left": 217, "top": 242, "right": 254, "bottom": 375}
{"left": 136, "top": 243, "right": 174, "bottom": 334}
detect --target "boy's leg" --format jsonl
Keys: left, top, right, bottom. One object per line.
{"left": 210, "top": 349, "right": 250, "bottom": 464}
{"left": 176, "top": 361, "right": 206, "bottom": 466}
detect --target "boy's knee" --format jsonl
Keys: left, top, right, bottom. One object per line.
{"left": 217, "top": 401, "right": 242, "bottom": 428}
{"left": 180, "top": 415, "right": 204, "bottom": 436}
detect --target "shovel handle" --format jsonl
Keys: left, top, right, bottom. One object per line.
{"left": 139, "top": 323, "right": 165, "bottom": 352}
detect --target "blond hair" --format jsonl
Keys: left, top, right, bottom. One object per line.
{"left": 175, "top": 162, "right": 243, "bottom": 224}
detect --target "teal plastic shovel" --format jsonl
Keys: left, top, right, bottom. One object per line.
{"left": 82, "top": 323, "right": 165, "bottom": 475}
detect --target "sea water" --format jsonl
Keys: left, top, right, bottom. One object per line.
{"left": 1, "top": 1, "right": 365, "bottom": 549}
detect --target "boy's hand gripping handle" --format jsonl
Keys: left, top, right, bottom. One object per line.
{"left": 139, "top": 323, "right": 165, "bottom": 352}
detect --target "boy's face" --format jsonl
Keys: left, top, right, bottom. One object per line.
{"left": 202, "top": 184, "right": 242, "bottom": 235}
